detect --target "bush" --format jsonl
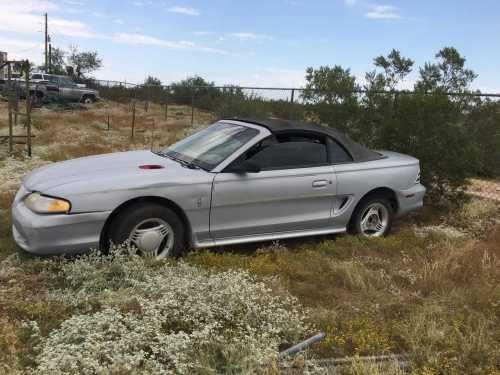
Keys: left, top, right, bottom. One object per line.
{"left": 381, "top": 92, "right": 480, "bottom": 204}
{"left": 466, "top": 100, "right": 500, "bottom": 178}
{"left": 27, "top": 249, "right": 307, "bottom": 374}
{"left": 301, "top": 54, "right": 485, "bottom": 205}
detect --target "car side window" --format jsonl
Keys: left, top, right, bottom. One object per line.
{"left": 59, "top": 77, "right": 74, "bottom": 87}
{"left": 329, "top": 138, "right": 353, "bottom": 163}
{"left": 245, "top": 135, "right": 328, "bottom": 170}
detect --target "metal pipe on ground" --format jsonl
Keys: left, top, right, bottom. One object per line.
{"left": 279, "top": 332, "right": 325, "bottom": 358}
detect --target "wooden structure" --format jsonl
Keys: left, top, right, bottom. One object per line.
{"left": 0, "top": 60, "right": 33, "bottom": 156}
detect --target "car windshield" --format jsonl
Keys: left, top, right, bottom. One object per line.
{"left": 162, "top": 122, "right": 259, "bottom": 170}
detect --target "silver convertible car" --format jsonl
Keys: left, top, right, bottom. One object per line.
{"left": 12, "top": 118, "right": 425, "bottom": 258}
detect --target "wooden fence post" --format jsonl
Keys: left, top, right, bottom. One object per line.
{"left": 191, "top": 87, "right": 195, "bottom": 126}
{"left": 7, "top": 63, "right": 13, "bottom": 155}
{"left": 25, "top": 62, "right": 32, "bottom": 157}
{"left": 164, "top": 88, "right": 169, "bottom": 121}
{"left": 131, "top": 101, "right": 136, "bottom": 139}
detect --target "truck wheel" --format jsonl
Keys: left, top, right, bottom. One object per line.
{"left": 106, "top": 203, "right": 185, "bottom": 258}
{"left": 350, "top": 195, "right": 393, "bottom": 237}
{"left": 81, "top": 95, "right": 95, "bottom": 104}
{"left": 30, "top": 91, "right": 43, "bottom": 99}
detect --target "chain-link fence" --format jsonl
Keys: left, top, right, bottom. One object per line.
{"left": 1, "top": 76, "right": 499, "bottom": 203}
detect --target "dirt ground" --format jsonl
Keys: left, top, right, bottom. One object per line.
{"left": 469, "top": 178, "right": 500, "bottom": 202}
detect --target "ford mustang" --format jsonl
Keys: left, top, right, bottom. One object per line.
{"left": 12, "top": 118, "right": 425, "bottom": 258}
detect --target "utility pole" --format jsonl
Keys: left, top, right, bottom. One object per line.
{"left": 44, "top": 13, "right": 48, "bottom": 72}
{"left": 48, "top": 40, "right": 52, "bottom": 74}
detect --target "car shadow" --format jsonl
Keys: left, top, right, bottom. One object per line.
{"left": 192, "top": 233, "right": 342, "bottom": 256}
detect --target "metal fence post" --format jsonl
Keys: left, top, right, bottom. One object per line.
{"left": 290, "top": 89, "right": 296, "bottom": 120}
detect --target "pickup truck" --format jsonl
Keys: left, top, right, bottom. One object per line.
{"left": 0, "top": 74, "right": 100, "bottom": 104}
{"left": 31, "top": 74, "right": 100, "bottom": 103}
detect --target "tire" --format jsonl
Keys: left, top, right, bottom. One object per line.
{"left": 29, "top": 91, "right": 43, "bottom": 99}
{"left": 81, "top": 95, "right": 95, "bottom": 104}
{"left": 106, "top": 203, "right": 185, "bottom": 258}
{"left": 349, "top": 195, "right": 393, "bottom": 237}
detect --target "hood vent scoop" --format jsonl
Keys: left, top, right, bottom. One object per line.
{"left": 139, "top": 164, "right": 165, "bottom": 170}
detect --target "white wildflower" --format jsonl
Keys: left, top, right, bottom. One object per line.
{"left": 30, "top": 249, "right": 307, "bottom": 374}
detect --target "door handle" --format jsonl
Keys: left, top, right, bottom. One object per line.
{"left": 312, "top": 180, "right": 329, "bottom": 188}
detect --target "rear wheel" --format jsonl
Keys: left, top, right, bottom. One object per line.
{"left": 106, "top": 203, "right": 185, "bottom": 258}
{"left": 350, "top": 195, "right": 393, "bottom": 237}
{"left": 81, "top": 95, "right": 95, "bottom": 104}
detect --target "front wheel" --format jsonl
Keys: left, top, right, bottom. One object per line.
{"left": 350, "top": 196, "right": 393, "bottom": 237}
{"left": 107, "top": 203, "right": 185, "bottom": 258}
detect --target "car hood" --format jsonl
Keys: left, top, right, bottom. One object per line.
{"left": 23, "top": 150, "right": 193, "bottom": 192}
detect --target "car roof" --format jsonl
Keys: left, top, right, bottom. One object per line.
{"left": 223, "top": 118, "right": 384, "bottom": 162}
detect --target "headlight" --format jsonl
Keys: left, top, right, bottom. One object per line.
{"left": 24, "top": 192, "right": 71, "bottom": 214}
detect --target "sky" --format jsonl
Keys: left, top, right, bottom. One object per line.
{"left": 1, "top": 0, "right": 499, "bottom": 92}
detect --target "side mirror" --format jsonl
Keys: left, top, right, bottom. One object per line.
{"left": 227, "top": 160, "right": 261, "bottom": 174}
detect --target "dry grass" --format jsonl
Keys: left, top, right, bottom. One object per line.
{"left": 186, "top": 221, "right": 500, "bottom": 373}
{"left": 0, "top": 101, "right": 499, "bottom": 373}
{"left": 0, "top": 99, "right": 216, "bottom": 162}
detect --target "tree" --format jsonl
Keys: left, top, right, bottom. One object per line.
{"left": 144, "top": 76, "right": 162, "bottom": 86}
{"left": 301, "top": 65, "right": 360, "bottom": 134}
{"left": 49, "top": 47, "right": 66, "bottom": 75}
{"left": 415, "top": 62, "right": 441, "bottom": 92}
{"left": 359, "top": 50, "right": 414, "bottom": 146}
{"left": 415, "top": 47, "right": 477, "bottom": 93}
{"left": 302, "top": 48, "right": 481, "bottom": 205}
{"left": 170, "top": 76, "right": 221, "bottom": 106}
{"left": 67, "top": 45, "right": 102, "bottom": 80}
{"left": 371, "top": 49, "right": 414, "bottom": 91}
{"left": 37, "top": 47, "right": 66, "bottom": 75}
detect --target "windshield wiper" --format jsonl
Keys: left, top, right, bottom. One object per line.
{"left": 155, "top": 151, "right": 205, "bottom": 171}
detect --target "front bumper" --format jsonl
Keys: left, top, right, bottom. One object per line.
{"left": 395, "top": 183, "right": 426, "bottom": 217}
{"left": 12, "top": 199, "right": 110, "bottom": 255}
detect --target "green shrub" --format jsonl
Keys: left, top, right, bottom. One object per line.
{"left": 301, "top": 48, "right": 487, "bottom": 206}
{"left": 382, "top": 92, "right": 480, "bottom": 204}
{"left": 466, "top": 100, "right": 500, "bottom": 178}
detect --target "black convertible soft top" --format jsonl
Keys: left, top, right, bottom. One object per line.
{"left": 224, "top": 118, "right": 384, "bottom": 162}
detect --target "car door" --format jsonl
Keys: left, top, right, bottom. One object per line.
{"left": 210, "top": 135, "right": 337, "bottom": 239}
{"left": 58, "top": 77, "right": 80, "bottom": 101}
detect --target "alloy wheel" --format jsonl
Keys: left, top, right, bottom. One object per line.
{"left": 359, "top": 202, "right": 389, "bottom": 237}
{"left": 128, "top": 218, "right": 174, "bottom": 258}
